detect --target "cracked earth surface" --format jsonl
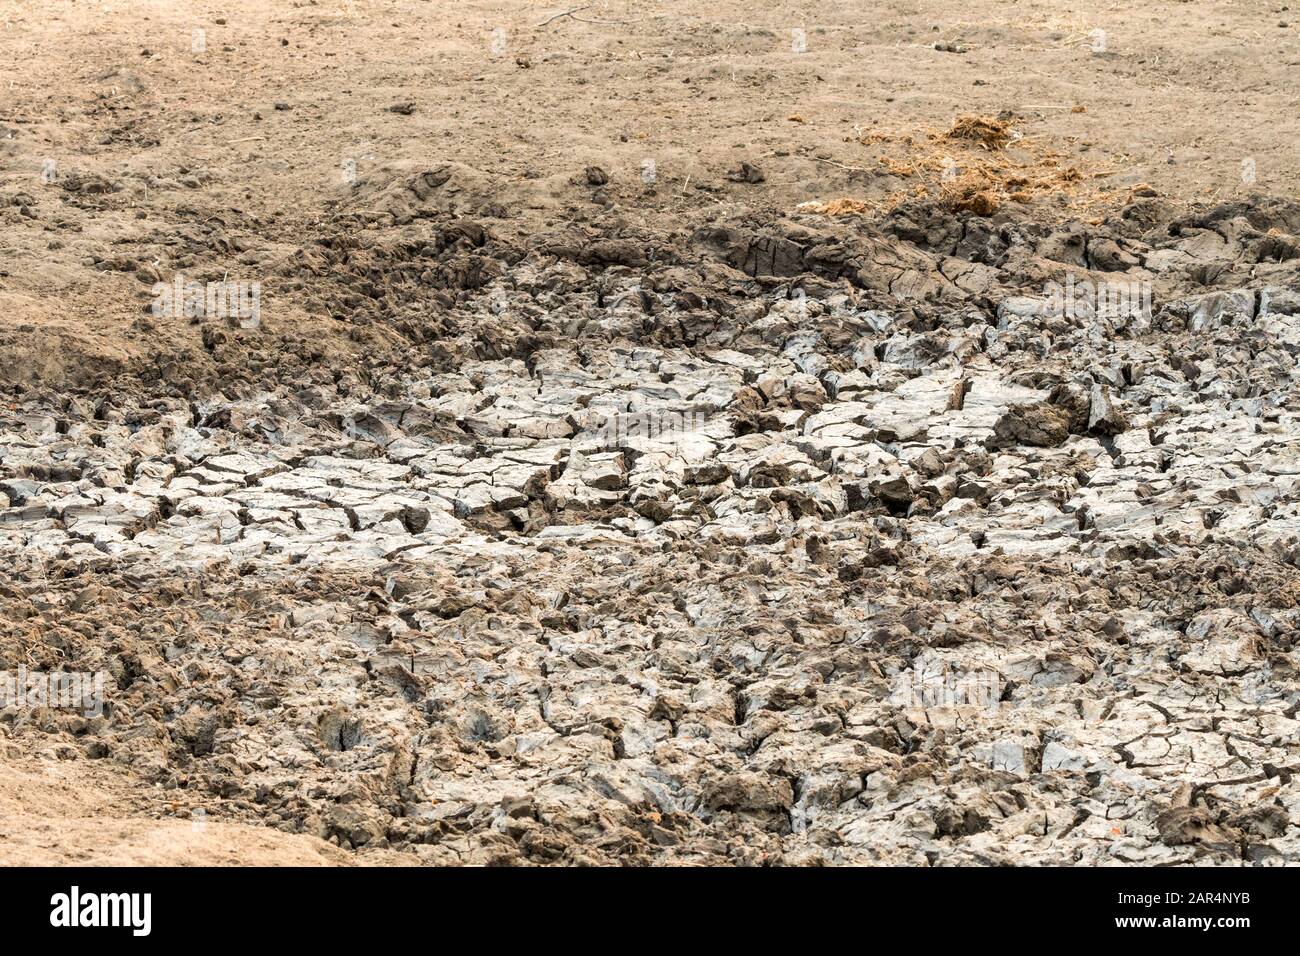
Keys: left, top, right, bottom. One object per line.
{"left": 5, "top": 190, "right": 1300, "bottom": 864}
{"left": 4, "top": 0, "right": 1300, "bottom": 866}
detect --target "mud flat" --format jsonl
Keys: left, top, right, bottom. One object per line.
{"left": 4, "top": 186, "right": 1300, "bottom": 864}
{"left": 1, "top": 0, "right": 1298, "bottom": 865}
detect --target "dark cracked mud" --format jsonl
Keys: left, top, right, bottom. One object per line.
{"left": 3, "top": 181, "right": 1300, "bottom": 864}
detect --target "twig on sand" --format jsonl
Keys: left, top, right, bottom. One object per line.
{"left": 538, "top": 4, "right": 593, "bottom": 26}
{"left": 812, "top": 157, "right": 872, "bottom": 174}
{"left": 538, "top": 4, "right": 645, "bottom": 26}
{"left": 572, "top": 12, "right": 644, "bottom": 23}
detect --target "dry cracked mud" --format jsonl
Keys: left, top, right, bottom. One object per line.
{"left": 2, "top": 0, "right": 1299, "bottom": 866}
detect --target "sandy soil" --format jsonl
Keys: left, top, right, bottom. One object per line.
{"left": 2, "top": 0, "right": 1298, "bottom": 389}
{"left": 1, "top": 1, "right": 1298, "bottom": 866}
{"left": 0, "top": 754, "right": 405, "bottom": 864}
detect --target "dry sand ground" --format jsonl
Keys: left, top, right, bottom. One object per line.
{"left": 3, "top": 0, "right": 1299, "bottom": 387}
{"left": 1, "top": 1, "right": 1299, "bottom": 865}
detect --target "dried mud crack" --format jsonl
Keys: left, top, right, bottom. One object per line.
{"left": 3, "top": 188, "right": 1300, "bottom": 865}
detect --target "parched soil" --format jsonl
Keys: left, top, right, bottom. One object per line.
{"left": 1, "top": 1, "right": 1299, "bottom": 865}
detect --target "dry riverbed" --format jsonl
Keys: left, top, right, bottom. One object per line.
{"left": 1, "top": 0, "right": 1298, "bottom": 865}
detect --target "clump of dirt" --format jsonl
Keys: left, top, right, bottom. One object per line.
{"left": 936, "top": 160, "right": 1086, "bottom": 215}
{"left": 940, "top": 169, "right": 1003, "bottom": 215}
{"left": 812, "top": 113, "right": 1098, "bottom": 220}
{"left": 795, "top": 197, "right": 875, "bottom": 217}
{"left": 944, "top": 113, "right": 1015, "bottom": 149}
